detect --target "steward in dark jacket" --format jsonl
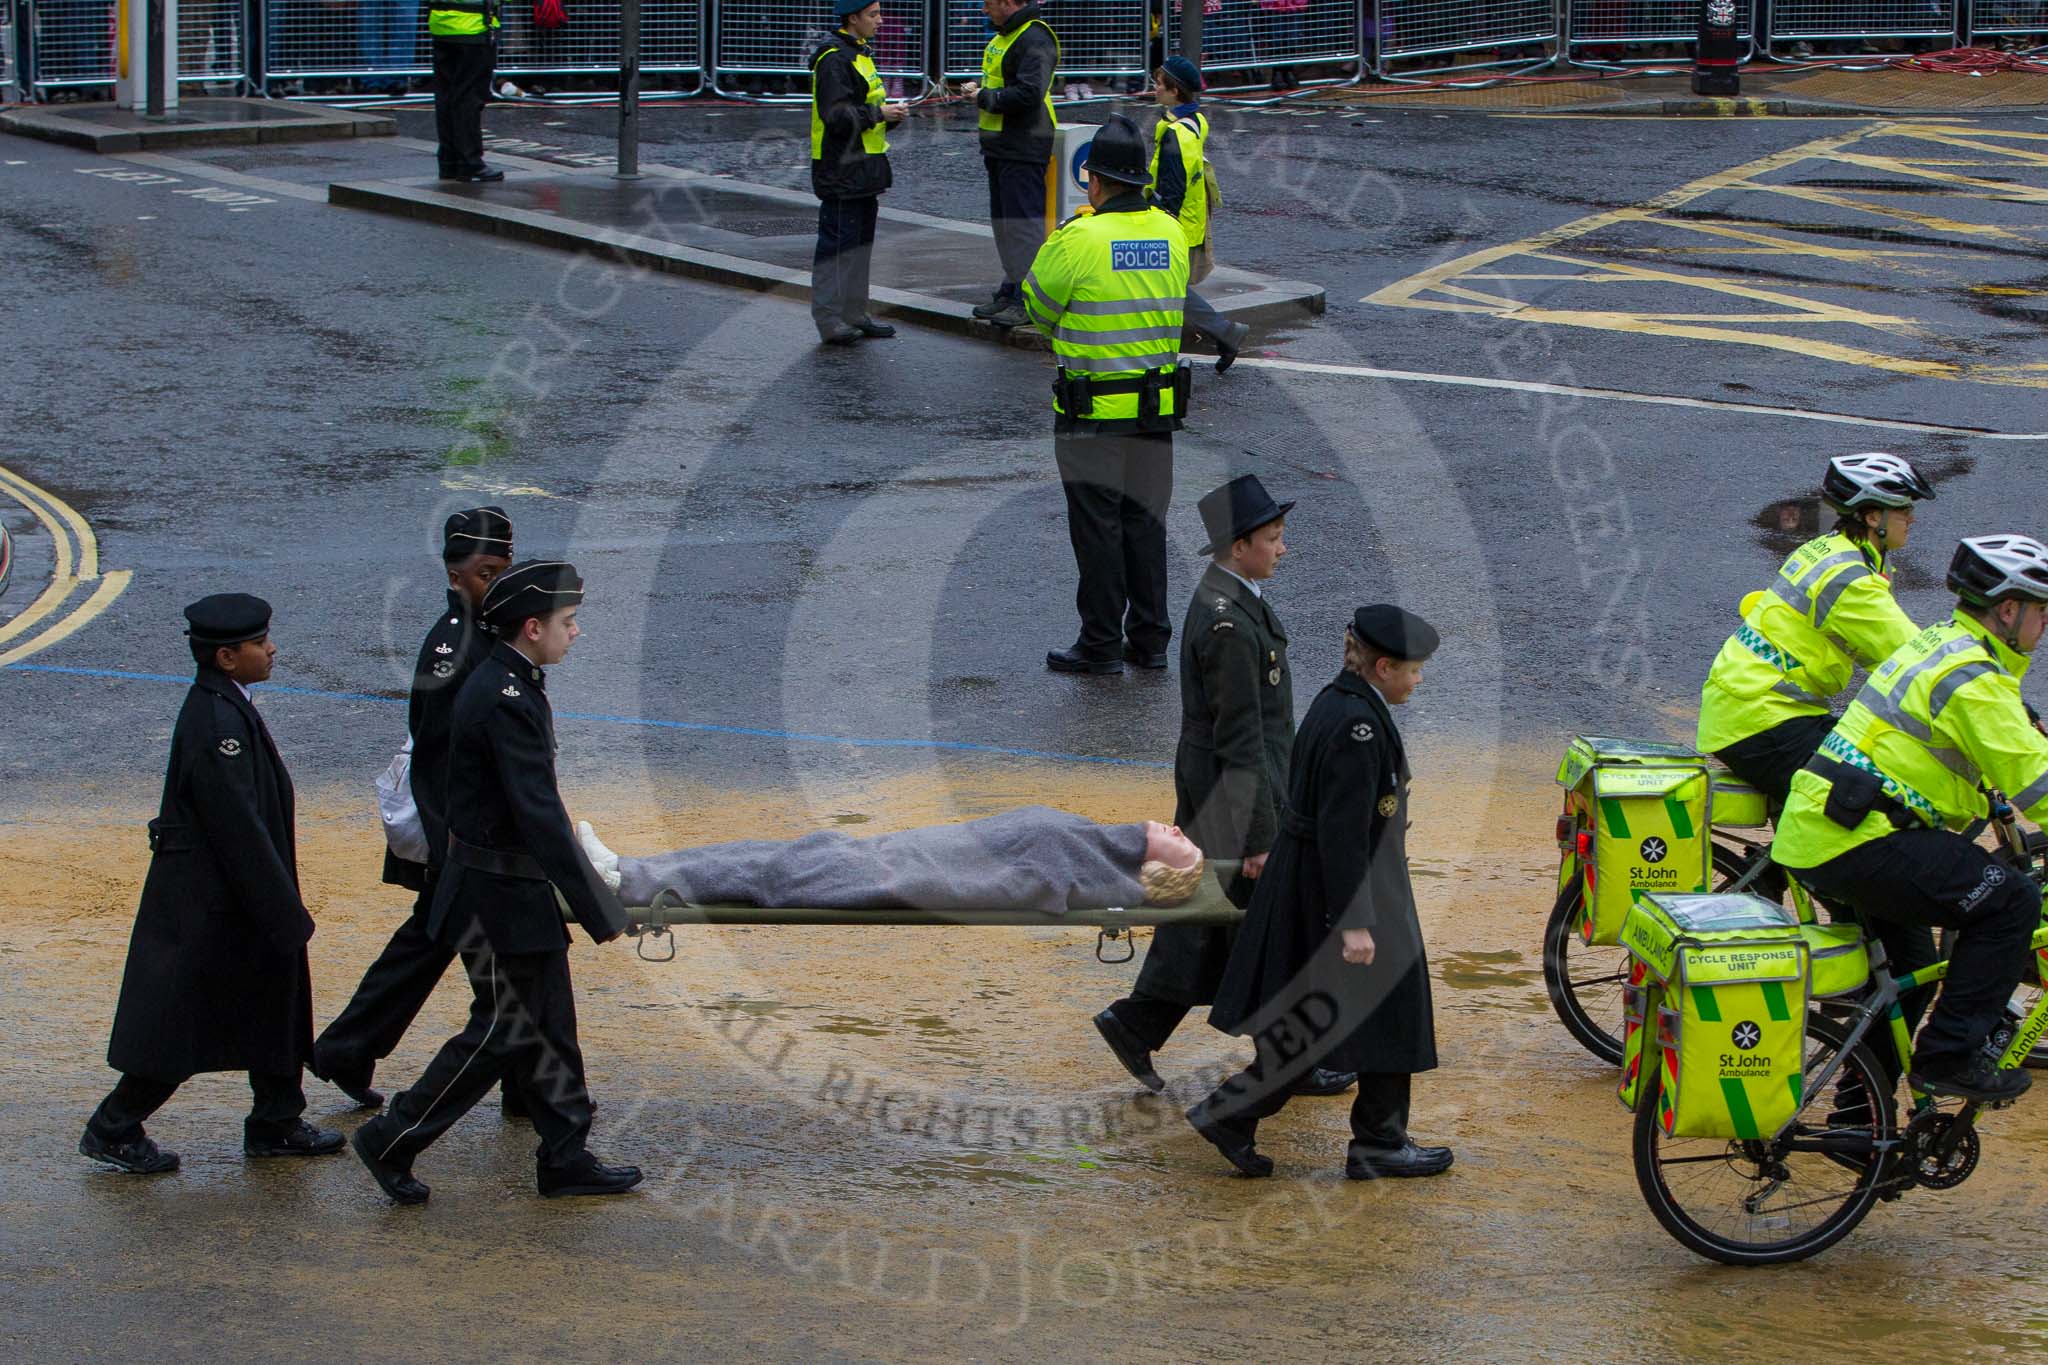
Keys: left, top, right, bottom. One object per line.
{"left": 1187, "top": 606, "right": 1454, "bottom": 1183}
{"left": 81, "top": 594, "right": 342, "bottom": 1175}
{"left": 809, "top": 0, "right": 906, "bottom": 344}
{"left": 967, "top": 0, "right": 1059, "bottom": 324}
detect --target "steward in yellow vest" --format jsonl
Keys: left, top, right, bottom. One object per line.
{"left": 430, "top": 0, "right": 502, "bottom": 182}
{"left": 1146, "top": 54, "right": 1248, "bottom": 372}
{"left": 1774, "top": 534, "right": 2048, "bottom": 1104}
{"left": 1022, "top": 115, "right": 1191, "bottom": 674}
{"left": 1698, "top": 453, "right": 1933, "bottom": 810}
{"left": 962, "top": 0, "right": 1059, "bottom": 326}
{"left": 809, "top": 0, "right": 907, "bottom": 346}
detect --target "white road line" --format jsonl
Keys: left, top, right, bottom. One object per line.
{"left": 1230, "top": 356, "right": 2048, "bottom": 440}
{"left": 111, "top": 151, "right": 328, "bottom": 202}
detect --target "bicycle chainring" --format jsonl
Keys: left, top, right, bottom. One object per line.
{"left": 1909, "top": 1113, "right": 1981, "bottom": 1191}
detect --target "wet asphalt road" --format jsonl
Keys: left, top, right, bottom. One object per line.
{"left": 3, "top": 99, "right": 2048, "bottom": 1359}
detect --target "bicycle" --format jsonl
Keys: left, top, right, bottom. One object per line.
{"left": 1632, "top": 813, "right": 2048, "bottom": 1265}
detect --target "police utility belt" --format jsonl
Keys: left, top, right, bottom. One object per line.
{"left": 1809, "top": 756, "right": 1926, "bottom": 833}
{"left": 447, "top": 833, "right": 548, "bottom": 881}
{"left": 1053, "top": 365, "right": 1191, "bottom": 423}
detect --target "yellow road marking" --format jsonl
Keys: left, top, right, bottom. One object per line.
{"left": 0, "top": 464, "right": 97, "bottom": 581}
{"left": 0, "top": 571, "right": 132, "bottom": 668}
{"left": 0, "top": 471, "right": 78, "bottom": 647}
{"left": 0, "top": 462, "right": 132, "bottom": 664}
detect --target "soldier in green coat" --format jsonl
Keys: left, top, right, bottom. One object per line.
{"left": 1093, "top": 476, "right": 1352, "bottom": 1097}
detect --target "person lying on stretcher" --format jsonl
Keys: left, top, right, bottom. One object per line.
{"left": 577, "top": 806, "right": 1207, "bottom": 914}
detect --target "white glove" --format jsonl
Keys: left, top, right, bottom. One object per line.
{"left": 578, "top": 820, "right": 622, "bottom": 893}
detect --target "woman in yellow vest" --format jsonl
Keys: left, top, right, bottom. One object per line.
{"left": 1148, "top": 56, "right": 1249, "bottom": 373}
{"left": 810, "top": 0, "right": 908, "bottom": 345}
{"left": 1697, "top": 453, "right": 1934, "bottom": 812}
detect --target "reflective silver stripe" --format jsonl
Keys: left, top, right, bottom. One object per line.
{"left": 1056, "top": 352, "right": 1180, "bottom": 373}
{"left": 1052, "top": 323, "right": 1184, "bottom": 346}
{"left": 2013, "top": 768, "right": 2048, "bottom": 813}
{"left": 1928, "top": 660, "right": 1999, "bottom": 718}
{"left": 1061, "top": 295, "right": 1186, "bottom": 316}
{"left": 1880, "top": 635, "right": 1988, "bottom": 709}
{"left": 1811, "top": 563, "right": 1872, "bottom": 627}
{"left": 1774, "top": 548, "right": 1866, "bottom": 614}
{"left": 1772, "top": 678, "right": 1826, "bottom": 706}
{"left": 1022, "top": 270, "right": 1063, "bottom": 313}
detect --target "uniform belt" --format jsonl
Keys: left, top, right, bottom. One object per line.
{"left": 1279, "top": 808, "right": 1316, "bottom": 842}
{"left": 1053, "top": 364, "right": 1191, "bottom": 422}
{"left": 1806, "top": 755, "right": 1926, "bottom": 832}
{"left": 447, "top": 834, "right": 547, "bottom": 881}
{"left": 147, "top": 817, "right": 196, "bottom": 853}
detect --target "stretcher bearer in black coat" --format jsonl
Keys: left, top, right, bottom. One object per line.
{"left": 80, "top": 595, "right": 344, "bottom": 1174}
{"left": 312, "top": 507, "right": 527, "bottom": 1114}
{"left": 1188, "top": 605, "right": 1451, "bottom": 1181}
{"left": 1094, "top": 476, "right": 1352, "bottom": 1096}
{"left": 352, "top": 561, "right": 636, "bottom": 1205}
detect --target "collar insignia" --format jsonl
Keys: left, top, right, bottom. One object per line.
{"left": 435, "top": 643, "right": 454, "bottom": 655}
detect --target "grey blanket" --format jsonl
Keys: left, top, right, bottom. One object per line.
{"left": 617, "top": 806, "right": 1149, "bottom": 914}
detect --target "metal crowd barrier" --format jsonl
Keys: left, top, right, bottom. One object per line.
{"left": 942, "top": 0, "right": 1151, "bottom": 81}
{"left": 18, "top": 0, "right": 246, "bottom": 93}
{"left": 1373, "top": 0, "right": 1557, "bottom": 75}
{"left": 712, "top": 0, "right": 925, "bottom": 96}
{"left": 1565, "top": 0, "right": 1755, "bottom": 64}
{"left": 265, "top": 1, "right": 702, "bottom": 85}
{"left": 3, "top": 0, "right": 16, "bottom": 94}
{"left": 1968, "top": 0, "right": 2048, "bottom": 43}
{"left": 1164, "top": 0, "right": 1363, "bottom": 87}
{"left": 1764, "top": 0, "right": 1960, "bottom": 51}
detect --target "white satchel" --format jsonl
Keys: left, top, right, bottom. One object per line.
{"left": 375, "top": 736, "right": 431, "bottom": 865}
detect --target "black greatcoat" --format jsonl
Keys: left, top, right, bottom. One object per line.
{"left": 1208, "top": 670, "right": 1438, "bottom": 1076}
{"left": 428, "top": 641, "right": 627, "bottom": 954}
{"left": 108, "top": 670, "right": 316, "bottom": 1079}
{"left": 382, "top": 589, "right": 496, "bottom": 890}
{"left": 1133, "top": 565, "right": 1293, "bottom": 1004}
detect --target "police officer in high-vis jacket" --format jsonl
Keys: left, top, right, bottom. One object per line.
{"left": 1147, "top": 56, "right": 1248, "bottom": 372}
{"left": 1698, "top": 453, "right": 1934, "bottom": 811}
{"left": 810, "top": 0, "right": 908, "bottom": 345}
{"left": 1022, "top": 115, "right": 1191, "bottom": 674}
{"left": 430, "top": 0, "right": 501, "bottom": 182}
{"left": 1774, "top": 535, "right": 2048, "bottom": 1104}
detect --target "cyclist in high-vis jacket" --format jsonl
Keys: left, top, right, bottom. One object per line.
{"left": 1698, "top": 454, "right": 1935, "bottom": 811}
{"left": 1774, "top": 535, "right": 2048, "bottom": 1104}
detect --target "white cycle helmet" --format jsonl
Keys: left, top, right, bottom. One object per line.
{"left": 1947, "top": 534, "right": 2048, "bottom": 606}
{"left": 1822, "top": 453, "right": 1935, "bottom": 511}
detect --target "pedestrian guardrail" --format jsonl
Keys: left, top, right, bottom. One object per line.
{"left": 943, "top": 0, "right": 1152, "bottom": 81}
{"left": 265, "top": 1, "right": 702, "bottom": 85}
{"left": 712, "top": 0, "right": 924, "bottom": 96}
{"left": 1164, "top": 0, "right": 1363, "bottom": 88}
{"left": 19, "top": 0, "right": 247, "bottom": 92}
{"left": 1967, "top": 0, "right": 2048, "bottom": 45}
{"left": 1765, "top": 0, "right": 1961, "bottom": 52}
{"left": 1373, "top": 0, "right": 1556, "bottom": 76}
{"left": 1565, "top": 0, "right": 1755, "bottom": 64}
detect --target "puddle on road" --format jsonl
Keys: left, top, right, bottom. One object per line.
{"left": 1439, "top": 948, "right": 1539, "bottom": 992}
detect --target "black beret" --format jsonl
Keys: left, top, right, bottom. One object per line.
{"left": 443, "top": 505, "right": 513, "bottom": 561}
{"left": 1350, "top": 604, "right": 1438, "bottom": 661}
{"left": 184, "top": 592, "right": 272, "bottom": 646}
{"left": 481, "top": 559, "right": 584, "bottom": 629}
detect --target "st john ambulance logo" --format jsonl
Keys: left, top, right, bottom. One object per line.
{"left": 1639, "top": 836, "right": 1667, "bottom": 864}
{"left": 1732, "top": 1021, "right": 1762, "bottom": 1051}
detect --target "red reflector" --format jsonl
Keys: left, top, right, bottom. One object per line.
{"left": 1576, "top": 832, "right": 1594, "bottom": 860}
{"left": 1555, "top": 816, "right": 1573, "bottom": 845}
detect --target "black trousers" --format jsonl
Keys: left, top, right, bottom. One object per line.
{"left": 88, "top": 1069, "right": 305, "bottom": 1144}
{"left": 812, "top": 194, "right": 880, "bottom": 333}
{"left": 1716, "top": 712, "right": 1838, "bottom": 813}
{"left": 373, "top": 942, "right": 593, "bottom": 1169}
{"left": 1053, "top": 429, "right": 1173, "bottom": 659}
{"left": 1205, "top": 1038, "right": 1412, "bottom": 1150}
{"left": 985, "top": 156, "right": 1047, "bottom": 298}
{"left": 1108, "top": 992, "right": 1191, "bottom": 1052}
{"left": 433, "top": 38, "right": 494, "bottom": 178}
{"left": 1797, "top": 827, "right": 2038, "bottom": 1067}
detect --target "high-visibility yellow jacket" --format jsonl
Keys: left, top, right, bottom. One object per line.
{"left": 1697, "top": 531, "right": 1917, "bottom": 753}
{"left": 1148, "top": 109, "right": 1209, "bottom": 250}
{"left": 1774, "top": 608, "right": 2048, "bottom": 868}
{"left": 429, "top": 0, "right": 498, "bottom": 42}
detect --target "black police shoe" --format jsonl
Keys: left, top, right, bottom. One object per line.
{"left": 245, "top": 1120, "right": 346, "bottom": 1158}
{"left": 314, "top": 1060, "right": 384, "bottom": 1110}
{"left": 1186, "top": 1101, "right": 1272, "bottom": 1178}
{"left": 1909, "top": 1055, "right": 2034, "bottom": 1105}
{"left": 853, "top": 317, "right": 897, "bottom": 339}
{"left": 1344, "top": 1140, "right": 1454, "bottom": 1180}
{"left": 1093, "top": 1008, "right": 1166, "bottom": 1092}
{"left": 1216, "top": 321, "right": 1251, "bottom": 375}
{"left": 986, "top": 302, "right": 1031, "bottom": 329}
{"left": 1047, "top": 647, "right": 1122, "bottom": 675}
{"left": 1120, "top": 642, "right": 1169, "bottom": 670}
{"left": 79, "top": 1129, "right": 180, "bottom": 1175}
{"left": 538, "top": 1154, "right": 644, "bottom": 1198}
{"left": 460, "top": 167, "right": 506, "bottom": 184}
{"left": 819, "top": 321, "right": 862, "bottom": 346}
{"left": 350, "top": 1123, "right": 430, "bottom": 1205}
{"left": 1291, "top": 1067, "right": 1357, "bottom": 1097}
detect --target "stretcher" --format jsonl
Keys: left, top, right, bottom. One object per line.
{"left": 619, "top": 860, "right": 1249, "bottom": 962}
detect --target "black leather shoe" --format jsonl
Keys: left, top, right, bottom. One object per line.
{"left": 79, "top": 1129, "right": 179, "bottom": 1175}
{"left": 1120, "top": 642, "right": 1169, "bottom": 670}
{"left": 351, "top": 1124, "right": 430, "bottom": 1205}
{"left": 459, "top": 168, "right": 506, "bottom": 184}
{"left": 1344, "top": 1140, "right": 1454, "bottom": 1179}
{"left": 1047, "top": 647, "right": 1122, "bottom": 675}
{"left": 1216, "top": 321, "right": 1250, "bottom": 374}
{"left": 1292, "top": 1067, "right": 1357, "bottom": 1097}
{"left": 538, "top": 1155, "right": 644, "bottom": 1198}
{"left": 853, "top": 317, "right": 896, "bottom": 338}
{"left": 315, "top": 1060, "right": 384, "bottom": 1110}
{"left": 819, "top": 321, "right": 862, "bottom": 346}
{"left": 245, "top": 1120, "right": 346, "bottom": 1158}
{"left": 971, "top": 293, "right": 1011, "bottom": 319}
{"left": 1910, "top": 1055, "right": 2033, "bottom": 1104}
{"left": 1186, "top": 1102, "right": 1272, "bottom": 1177}
{"left": 1093, "top": 1008, "right": 1166, "bottom": 1093}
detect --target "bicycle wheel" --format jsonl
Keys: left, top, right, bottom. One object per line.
{"left": 1546, "top": 844, "right": 1762, "bottom": 1067}
{"left": 1633, "top": 1013, "right": 1896, "bottom": 1266}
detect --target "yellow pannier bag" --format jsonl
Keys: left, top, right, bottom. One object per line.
{"left": 1555, "top": 736, "right": 1712, "bottom": 946}
{"left": 1709, "top": 766, "right": 1770, "bottom": 829}
{"left": 1801, "top": 922, "right": 1870, "bottom": 998}
{"left": 1619, "top": 892, "right": 1809, "bottom": 1140}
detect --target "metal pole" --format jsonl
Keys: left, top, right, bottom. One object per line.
{"left": 617, "top": 0, "right": 641, "bottom": 179}
{"left": 146, "top": 0, "right": 165, "bottom": 115}
{"left": 1179, "top": 0, "right": 1202, "bottom": 64}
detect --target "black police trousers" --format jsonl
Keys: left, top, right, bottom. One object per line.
{"left": 1795, "top": 827, "right": 2038, "bottom": 1068}
{"left": 1054, "top": 429, "right": 1173, "bottom": 660}
{"left": 433, "top": 38, "right": 494, "bottom": 178}
{"left": 1716, "top": 712, "right": 1838, "bottom": 813}
{"left": 88, "top": 1069, "right": 305, "bottom": 1144}
{"left": 374, "top": 941, "right": 594, "bottom": 1170}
